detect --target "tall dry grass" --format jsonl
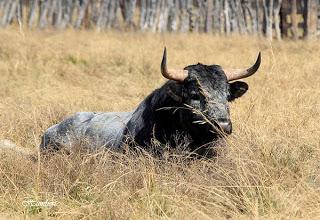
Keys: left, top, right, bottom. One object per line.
{"left": 0, "top": 28, "right": 319, "bottom": 219}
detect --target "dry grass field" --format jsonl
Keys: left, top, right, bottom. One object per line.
{"left": 0, "top": 28, "right": 319, "bottom": 219}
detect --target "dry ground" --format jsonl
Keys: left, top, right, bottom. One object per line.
{"left": 0, "top": 28, "right": 319, "bottom": 219}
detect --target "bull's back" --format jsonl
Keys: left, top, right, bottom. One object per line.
{"left": 40, "top": 111, "right": 132, "bottom": 151}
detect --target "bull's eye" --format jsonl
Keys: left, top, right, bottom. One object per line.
{"left": 190, "top": 91, "right": 200, "bottom": 100}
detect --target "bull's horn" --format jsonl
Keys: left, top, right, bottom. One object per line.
{"left": 224, "top": 52, "right": 261, "bottom": 81}
{"left": 161, "top": 47, "right": 188, "bottom": 82}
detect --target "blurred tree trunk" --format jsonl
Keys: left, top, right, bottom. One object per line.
{"left": 60, "top": 0, "right": 74, "bottom": 29}
{"left": 230, "top": 0, "right": 239, "bottom": 33}
{"left": 197, "top": 0, "right": 207, "bottom": 32}
{"left": 291, "top": 0, "right": 298, "bottom": 40}
{"left": 243, "top": 0, "right": 253, "bottom": 34}
{"left": 48, "top": 0, "right": 56, "bottom": 26}
{"left": 90, "top": 0, "right": 99, "bottom": 25}
{"left": 39, "top": 0, "right": 50, "bottom": 29}
{"left": 280, "top": 1, "right": 287, "bottom": 38}
{"left": 7, "top": 0, "right": 17, "bottom": 25}
{"left": 235, "top": 0, "right": 246, "bottom": 34}
{"left": 192, "top": 0, "right": 199, "bottom": 32}
{"left": 28, "top": 0, "right": 38, "bottom": 28}
{"left": 263, "top": 0, "right": 273, "bottom": 40}
{"left": 108, "top": 0, "right": 119, "bottom": 28}
{"left": 167, "top": 0, "right": 178, "bottom": 32}
{"left": 205, "top": 0, "right": 213, "bottom": 33}
{"left": 213, "top": 0, "right": 221, "bottom": 33}
{"left": 17, "top": 0, "right": 23, "bottom": 24}
{"left": 256, "top": 0, "right": 264, "bottom": 36}
{"left": 145, "top": 0, "right": 157, "bottom": 31}
{"left": 120, "top": 0, "right": 137, "bottom": 28}
{"left": 303, "top": 0, "right": 318, "bottom": 39}
{"left": 219, "top": 0, "right": 225, "bottom": 34}
{"left": 224, "top": 0, "right": 231, "bottom": 35}
{"left": 1, "top": 0, "right": 12, "bottom": 27}
{"left": 97, "top": 0, "right": 110, "bottom": 31}
{"left": 274, "top": 0, "right": 282, "bottom": 40}
{"left": 74, "top": 0, "right": 89, "bottom": 29}
{"left": 83, "top": 0, "right": 90, "bottom": 29}
{"left": 139, "top": 0, "right": 147, "bottom": 30}
{"left": 180, "top": 0, "right": 192, "bottom": 32}
{"left": 192, "top": 0, "right": 204, "bottom": 32}
{"left": 51, "top": 0, "right": 59, "bottom": 27}
{"left": 53, "top": 0, "right": 63, "bottom": 28}
{"left": 0, "top": 1, "right": 6, "bottom": 17}
{"left": 154, "top": 0, "right": 163, "bottom": 32}
{"left": 157, "top": 0, "right": 169, "bottom": 32}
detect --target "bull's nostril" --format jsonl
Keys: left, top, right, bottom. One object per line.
{"left": 217, "top": 121, "right": 232, "bottom": 134}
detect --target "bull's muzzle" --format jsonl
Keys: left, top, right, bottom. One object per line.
{"left": 216, "top": 120, "right": 232, "bottom": 134}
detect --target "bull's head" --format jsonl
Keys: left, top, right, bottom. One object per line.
{"left": 161, "top": 48, "right": 261, "bottom": 137}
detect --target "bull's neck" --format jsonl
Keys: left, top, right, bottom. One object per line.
{"left": 124, "top": 81, "right": 183, "bottom": 146}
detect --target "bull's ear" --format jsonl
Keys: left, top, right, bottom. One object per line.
{"left": 229, "top": 81, "right": 248, "bottom": 101}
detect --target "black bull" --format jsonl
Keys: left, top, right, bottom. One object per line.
{"left": 41, "top": 48, "right": 261, "bottom": 155}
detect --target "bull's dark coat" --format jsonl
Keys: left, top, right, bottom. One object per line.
{"left": 41, "top": 63, "right": 250, "bottom": 154}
